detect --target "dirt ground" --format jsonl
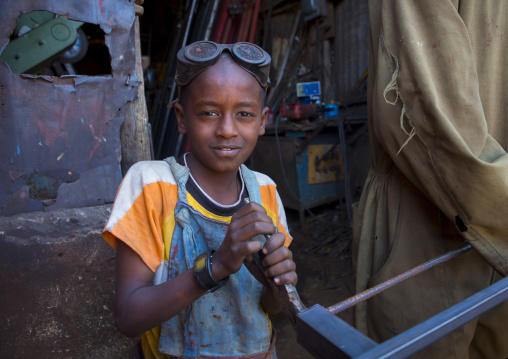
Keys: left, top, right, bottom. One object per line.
{"left": 272, "top": 202, "right": 355, "bottom": 359}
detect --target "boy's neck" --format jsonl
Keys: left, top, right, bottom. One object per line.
{"left": 186, "top": 153, "right": 241, "bottom": 206}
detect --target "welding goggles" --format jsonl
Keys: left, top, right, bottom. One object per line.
{"left": 175, "top": 41, "right": 271, "bottom": 89}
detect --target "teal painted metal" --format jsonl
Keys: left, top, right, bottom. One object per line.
{"left": 295, "top": 132, "right": 344, "bottom": 207}
{"left": 250, "top": 132, "right": 344, "bottom": 217}
{"left": 1, "top": 12, "right": 83, "bottom": 74}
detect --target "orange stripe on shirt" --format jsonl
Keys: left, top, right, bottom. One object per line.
{"left": 105, "top": 181, "right": 178, "bottom": 272}
{"left": 259, "top": 184, "right": 292, "bottom": 247}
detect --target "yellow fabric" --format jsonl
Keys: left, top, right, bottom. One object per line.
{"left": 187, "top": 193, "right": 233, "bottom": 223}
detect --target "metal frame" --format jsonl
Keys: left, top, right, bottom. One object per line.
{"left": 296, "top": 276, "right": 508, "bottom": 359}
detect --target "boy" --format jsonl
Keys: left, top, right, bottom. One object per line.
{"left": 102, "top": 41, "right": 297, "bottom": 359}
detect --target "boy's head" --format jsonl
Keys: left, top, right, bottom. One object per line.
{"left": 174, "top": 41, "right": 271, "bottom": 175}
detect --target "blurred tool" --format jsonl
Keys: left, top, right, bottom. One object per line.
{"left": 1, "top": 11, "right": 87, "bottom": 74}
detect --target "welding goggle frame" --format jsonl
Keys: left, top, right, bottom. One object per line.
{"left": 176, "top": 41, "right": 271, "bottom": 89}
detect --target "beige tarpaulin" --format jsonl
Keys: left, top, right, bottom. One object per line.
{"left": 353, "top": 1, "right": 508, "bottom": 357}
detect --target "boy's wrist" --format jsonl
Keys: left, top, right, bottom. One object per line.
{"left": 194, "top": 250, "right": 229, "bottom": 292}
{"left": 210, "top": 252, "right": 228, "bottom": 282}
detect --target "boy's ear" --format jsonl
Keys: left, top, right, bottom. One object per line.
{"left": 258, "top": 107, "right": 269, "bottom": 136}
{"left": 175, "top": 102, "right": 187, "bottom": 135}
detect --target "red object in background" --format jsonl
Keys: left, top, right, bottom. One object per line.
{"left": 280, "top": 103, "right": 319, "bottom": 119}
{"left": 248, "top": 0, "right": 261, "bottom": 43}
{"left": 212, "top": 0, "right": 231, "bottom": 43}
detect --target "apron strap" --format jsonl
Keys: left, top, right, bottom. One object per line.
{"left": 164, "top": 156, "right": 190, "bottom": 203}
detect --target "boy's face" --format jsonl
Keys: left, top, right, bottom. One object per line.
{"left": 175, "top": 56, "right": 268, "bottom": 175}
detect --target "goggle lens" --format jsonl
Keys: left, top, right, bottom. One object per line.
{"left": 233, "top": 43, "right": 267, "bottom": 65}
{"left": 184, "top": 42, "right": 220, "bottom": 63}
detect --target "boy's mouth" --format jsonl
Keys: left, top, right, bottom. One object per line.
{"left": 212, "top": 145, "right": 240, "bottom": 151}
{"left": 212, "top": 145, "right": 241, "bottom": 156}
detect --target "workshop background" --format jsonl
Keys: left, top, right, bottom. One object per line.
{"left": 0, "top": 0, "right": 369, "bottom": 358}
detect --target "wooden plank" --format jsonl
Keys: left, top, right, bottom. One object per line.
{"left": 120, "top": 16, "right": 152, "bottom": 175}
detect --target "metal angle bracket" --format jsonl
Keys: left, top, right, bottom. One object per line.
{"left": 296, "top": 276, "right": 508, "bottom": 359}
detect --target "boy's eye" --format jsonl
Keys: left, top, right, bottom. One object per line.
{"left": 199, "top": 111, "right": 219, "bottom": 117}
{"left": 238, "top": 111, "right": 255, "bottom": 117}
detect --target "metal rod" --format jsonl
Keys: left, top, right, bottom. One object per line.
{"left": 266, "top": 9, "right": 301, "bottom": 107}
{"left": 356, "top": 275, "right": 508, "bottom": 358}
{"left": 156, "top": 0, "right": 197, "bottom": 158}
{"left": 204, "top": 0, "right": 220, "bottom": 40}
{"left": 327, "top": 244, "right": 473, "bottom": 314}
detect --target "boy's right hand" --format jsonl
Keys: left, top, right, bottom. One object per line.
{"left": 211, "top": 201, "right": 276, "bottom": 281}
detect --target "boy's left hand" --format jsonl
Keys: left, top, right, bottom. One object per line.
{"left": 258, "top": 232, "right": 298, "bottom": 286}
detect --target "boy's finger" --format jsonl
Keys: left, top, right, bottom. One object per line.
{"left": 273, "top": 271, "right": 298, "bottom": 286}
{"left": 234, "top": 201, "right": 267, "bottom": 219}
{"left": 264, "top": 258, "right": 296, "bottom": 278}
{"left": 262, "top": 245, "right": 292, "bottom": 268}
{"left": 241, "top": 221, "right": 278, "bottom": 241}
{"left": 230, "top": 216, "right": 277, "bottom": 242}
{"left": 261, "top": 232, "right": 286, "bottom": 255}
{"left": 243, "top": 240, "right": 262, "bottom": 256}
{"left": 231, "top": 206, "right": 272, "bottom": 229}
{"left": 230, "top": 240, "right": 263, "bottom": 257}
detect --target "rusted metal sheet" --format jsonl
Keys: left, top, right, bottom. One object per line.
{"left": 0, "top": 0, "right": 140, "bottom": 216}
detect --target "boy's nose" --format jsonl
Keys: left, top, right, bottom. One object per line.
{"left": 216, "top": 114, "right": 237, "bottom": 139}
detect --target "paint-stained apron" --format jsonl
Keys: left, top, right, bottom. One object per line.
{"left": 153, "top": 157, "right": 273, "bottom": 359}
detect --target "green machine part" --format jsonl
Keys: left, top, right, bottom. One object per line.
{"left": 1, "top": 11, "right": 84, "bottom": 74}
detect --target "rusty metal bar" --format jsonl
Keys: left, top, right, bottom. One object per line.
{"left": 327, "top": 244, "right": 472, "bottom": 314}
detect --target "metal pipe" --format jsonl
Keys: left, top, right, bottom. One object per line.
{"left": 248, "top": 0, "right": 261, "bottom": 43}
{"left": 266, "top": 10, "right": 301, "bottom": 107}
{"left": 221, "top": 16, "right": 233, "bottom": 43}
{"left": 327, "top": 244, "right": 473, "bottom": 315}
{"left": 204, "top": 0, "right": 220, "bottom": 41}
{"left": 157, "top": 0, "right": 197, "bottom": 158}
{"left": 213, "top": 0, "right": 232, "bottom": 43}
{"left": 236, "top": 7, "right": 248, "bottom": 43}
{"left": 337, "top": 118, "right": 352, "bottom": 225}
{"left": 240, "top": 5, "right": 253, "bottom": 42}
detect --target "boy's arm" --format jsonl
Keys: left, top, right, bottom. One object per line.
{"left": 115, "top": 240, "right": 208, "bottom": 338}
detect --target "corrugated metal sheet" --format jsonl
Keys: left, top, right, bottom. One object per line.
{"left": 333, "top": 0, "right": 369, "bottom": 104}
{"left": 0, "top": 0, "right": 139, "bottom": 216}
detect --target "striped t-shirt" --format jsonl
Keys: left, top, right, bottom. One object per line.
{"left": 102, "top": 158, "right": 292, "bottom": 359}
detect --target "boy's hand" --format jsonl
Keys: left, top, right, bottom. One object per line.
{"left": 260, "top": 232, "right": 298, "bottom": 286}
{"left": 211, "top": 202, "right": 277, "bottom": 281}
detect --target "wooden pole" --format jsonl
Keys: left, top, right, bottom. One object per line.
{"left": 120, "top": 15, "right": 152, "bottom": 176}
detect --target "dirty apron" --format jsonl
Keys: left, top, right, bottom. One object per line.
{"left": 153, "top": 157, "right": 272, "bottom": 359}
